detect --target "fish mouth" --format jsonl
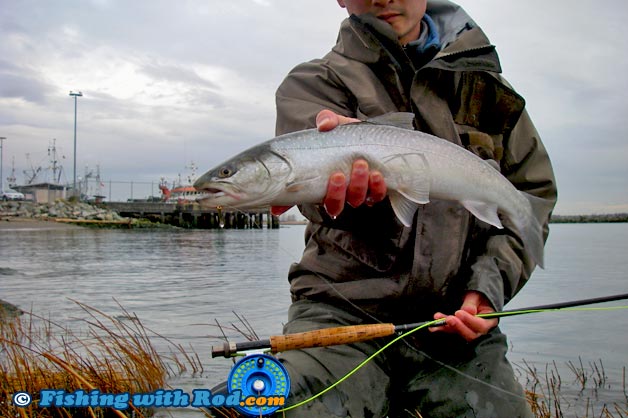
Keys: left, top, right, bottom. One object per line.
{"left": 194, "top": 183, "right": 242, "bottom": 203}
{"left": 197, "top": 186, "right": 227, "bottom": 198}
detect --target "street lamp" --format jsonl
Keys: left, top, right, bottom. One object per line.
{"left": 69, "top": 91, "right": 83, "bottom": 198}
{"left": 0, "top": 136, "right": 5, "bottom": 193}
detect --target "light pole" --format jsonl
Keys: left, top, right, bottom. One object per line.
{"left": 0, "top": 136, "right": 5, "bottom": 192}
{"left": 69, "top": 91, "right": 83, "bottom": 198}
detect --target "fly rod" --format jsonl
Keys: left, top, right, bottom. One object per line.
{"left": 211, "top": 292, "right": 628, "bottom": 358}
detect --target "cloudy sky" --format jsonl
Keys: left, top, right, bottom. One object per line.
{"left": 1, "top": 0, "right": 626, "bottom": 214}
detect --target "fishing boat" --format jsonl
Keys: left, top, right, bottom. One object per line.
{"left": 159, "top": 162, "right": 204, "bottom": 204}
{"left": 159, "top": 183, "right": 203, "bottom": 204}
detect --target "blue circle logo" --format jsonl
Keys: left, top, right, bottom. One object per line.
{"left": 227, "top": 354, "right": 290, "bottom": 416}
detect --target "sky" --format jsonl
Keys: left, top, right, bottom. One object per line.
{"left": 1, "top": 0, "right": 627, "bottom": 215}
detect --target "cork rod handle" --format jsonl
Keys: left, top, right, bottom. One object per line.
{"left": 269, "top": 323, "right": 396, "bottom": 353}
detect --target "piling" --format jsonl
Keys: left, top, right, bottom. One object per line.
{"left": 101, "top": 202, "right": 280, "bottom": 229}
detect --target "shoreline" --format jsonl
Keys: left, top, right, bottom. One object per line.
{"left": 0, "top": 218, "right": 84, "bottom": 231}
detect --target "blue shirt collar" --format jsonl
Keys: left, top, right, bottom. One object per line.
{"left": 406, "top": 13, "right": 441, "bottom": 54}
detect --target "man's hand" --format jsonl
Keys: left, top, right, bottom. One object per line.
{"left": 430, "top": 291, "right": 499, "bottom": 342}
{"left": 271, "top": 109, "right": 387, "bottom": 217}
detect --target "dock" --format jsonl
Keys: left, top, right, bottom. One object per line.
{"left": 100, "top": 202, "right": 279, "bottom": 229}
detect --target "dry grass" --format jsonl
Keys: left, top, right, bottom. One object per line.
{"left": 520, "top": 359, "right": 628, "bottom": 418}
{"left": 207, "top": 315, "right": 628, "bottom": 418}
{"left": 3, "top": 306, "right": 626, "bottom": 418}
{"left": 0, "top": 300, "right": 202, "bottom": 418}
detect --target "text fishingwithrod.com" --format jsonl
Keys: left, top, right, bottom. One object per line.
{"left": 12, "top": 388, "right": 286, "bottom": 410}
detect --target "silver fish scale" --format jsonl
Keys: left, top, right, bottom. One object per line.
{"left": 270, "top": 124, "right": 521, "bottom": 215}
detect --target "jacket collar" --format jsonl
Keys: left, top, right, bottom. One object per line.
{"left": 332, "top": 4, "right": 501, "bottom": 73}
{"left": 426, "top": 0, "right": 478, "bottom": 48}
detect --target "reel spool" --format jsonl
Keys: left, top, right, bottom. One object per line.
{"left": 227, "top": 353, "right": 290, "bottom": 417}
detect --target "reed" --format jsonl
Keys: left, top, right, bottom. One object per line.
{"left": 0, "top": 301, "right": 201, "bottom": 418}
{"left": 519, "top": 359, "right": 628, "bottom": 418}
{"left": 210, "top": 314, "right": 628, "bottom": 418}
{"left": 5, "top": 307, "right": 625, "bottom": 418}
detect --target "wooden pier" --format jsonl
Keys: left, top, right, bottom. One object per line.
{"left": 101, "top": 202, "right": 279, "bottom": 229}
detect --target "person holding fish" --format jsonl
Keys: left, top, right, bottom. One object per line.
{"left": 270, "top": 0, "right": 557, "bottom": 417}
{"left": 196, "top": 0, "right": 557, "bottom": 416}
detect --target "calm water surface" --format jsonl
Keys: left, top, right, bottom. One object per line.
{"left": 1, "top": 222, "right": 627, "bottom": 415}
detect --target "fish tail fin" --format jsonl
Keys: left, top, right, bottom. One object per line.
{"left": 516, "top": 192, "right": 554, "bottom": 269}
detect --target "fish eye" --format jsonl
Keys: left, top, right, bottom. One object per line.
{"left": 218, "top": 166, "right": 234, "bottom": 178}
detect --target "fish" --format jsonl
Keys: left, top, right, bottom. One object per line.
{"left": 194, "top": 113, "right": 548, "bottom": 267}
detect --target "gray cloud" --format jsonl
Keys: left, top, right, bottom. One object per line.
{"left": 0, "top": 74, "right": 53, "bottom": 104}
{"left": 0, "top": 58, "right": 57, "bottom": 105}
{"left": 140, "top": 62, "right": 220, "bottom": 91}
{"left": 0, "top": 0, "right": 626, "bottom": 213}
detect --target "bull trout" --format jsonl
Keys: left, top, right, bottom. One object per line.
{"left": 194, "top": 113, "right": 548, "bottom": 267}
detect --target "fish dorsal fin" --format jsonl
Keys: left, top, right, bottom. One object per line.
{"left": 389, "top": 190, "right": 419, "bottom": 227}
{"left": 383, "top": 153, "right": 430, "bottom": 204}
{"left": 485, "top": 159, "right": 500, "bottom": 171}
{"left": 366, "top": 112, "right": 415, "bottom": 130}
{"left": 461, "top": 200, "right": 503, "bottom": 229}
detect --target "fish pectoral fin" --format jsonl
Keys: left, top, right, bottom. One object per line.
{"left": 461, "top": 200, "right": 503, "bottom": 229}
{"left": 382, "top": 149, "right": 429, "bottom": 228}
{"left": 285, "top": 176, "right": 322, "bottom": 193}
{"left": 383, "top": 153, "right": 430, "bottom": 204}
{"left": 389, "top": 190, "right": 419, "bottom": 227}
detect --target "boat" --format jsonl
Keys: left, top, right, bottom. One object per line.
{"left": 159, "top": 183, "right": 203, "bottom": 204}
{"left": 159, "top": 162, "right": 204, "bottom": 204}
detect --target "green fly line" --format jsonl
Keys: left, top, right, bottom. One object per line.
{"left": 212, "top": 205, "right": 628, "bottom": 412}
{"left": 277, "top": 304, "right": 628, "bottom": 413}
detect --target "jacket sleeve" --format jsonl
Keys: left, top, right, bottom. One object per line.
{"left": 466, "top": 109, "right": 557, "bottom": 311}
{"left": 276, "top": 59, "right": 356, "bottom": 135}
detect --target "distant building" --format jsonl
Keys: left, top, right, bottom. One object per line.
{"left": 13, "top": 183, "right": 68, "bottom": 203}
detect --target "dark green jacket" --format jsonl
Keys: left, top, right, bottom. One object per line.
{"left": 275, "top": 1, "right": 557, "bottom": 320}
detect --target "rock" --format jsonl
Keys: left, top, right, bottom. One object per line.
{"left": 0, "top": 200, "right": 132, "bottom": 226}
{"left": 0, "top": 299, "right": 24, "bottom": 320}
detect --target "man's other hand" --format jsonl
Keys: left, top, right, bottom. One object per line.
{"left": 430, "top": 291, "right": 499, "bottom": 342}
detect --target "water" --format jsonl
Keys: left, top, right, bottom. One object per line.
{"left": 1, "top": 223, "right": 627, "bottom": 415}
{"left": 499, "top": 224, "right": 628, "bottom": 415}
{"left": 504, "top": 224, "right": 628, "bottom": 363}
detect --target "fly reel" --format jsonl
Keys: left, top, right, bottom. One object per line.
{"left": 227, "top": 353, "right": 290, "bottom": 416}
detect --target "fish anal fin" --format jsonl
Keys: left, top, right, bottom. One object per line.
{"left": 383, "top": 153, "right": 430, "bottom": 204}
{"left": 462, "top": 200, "right": 503, "bottom": 229}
